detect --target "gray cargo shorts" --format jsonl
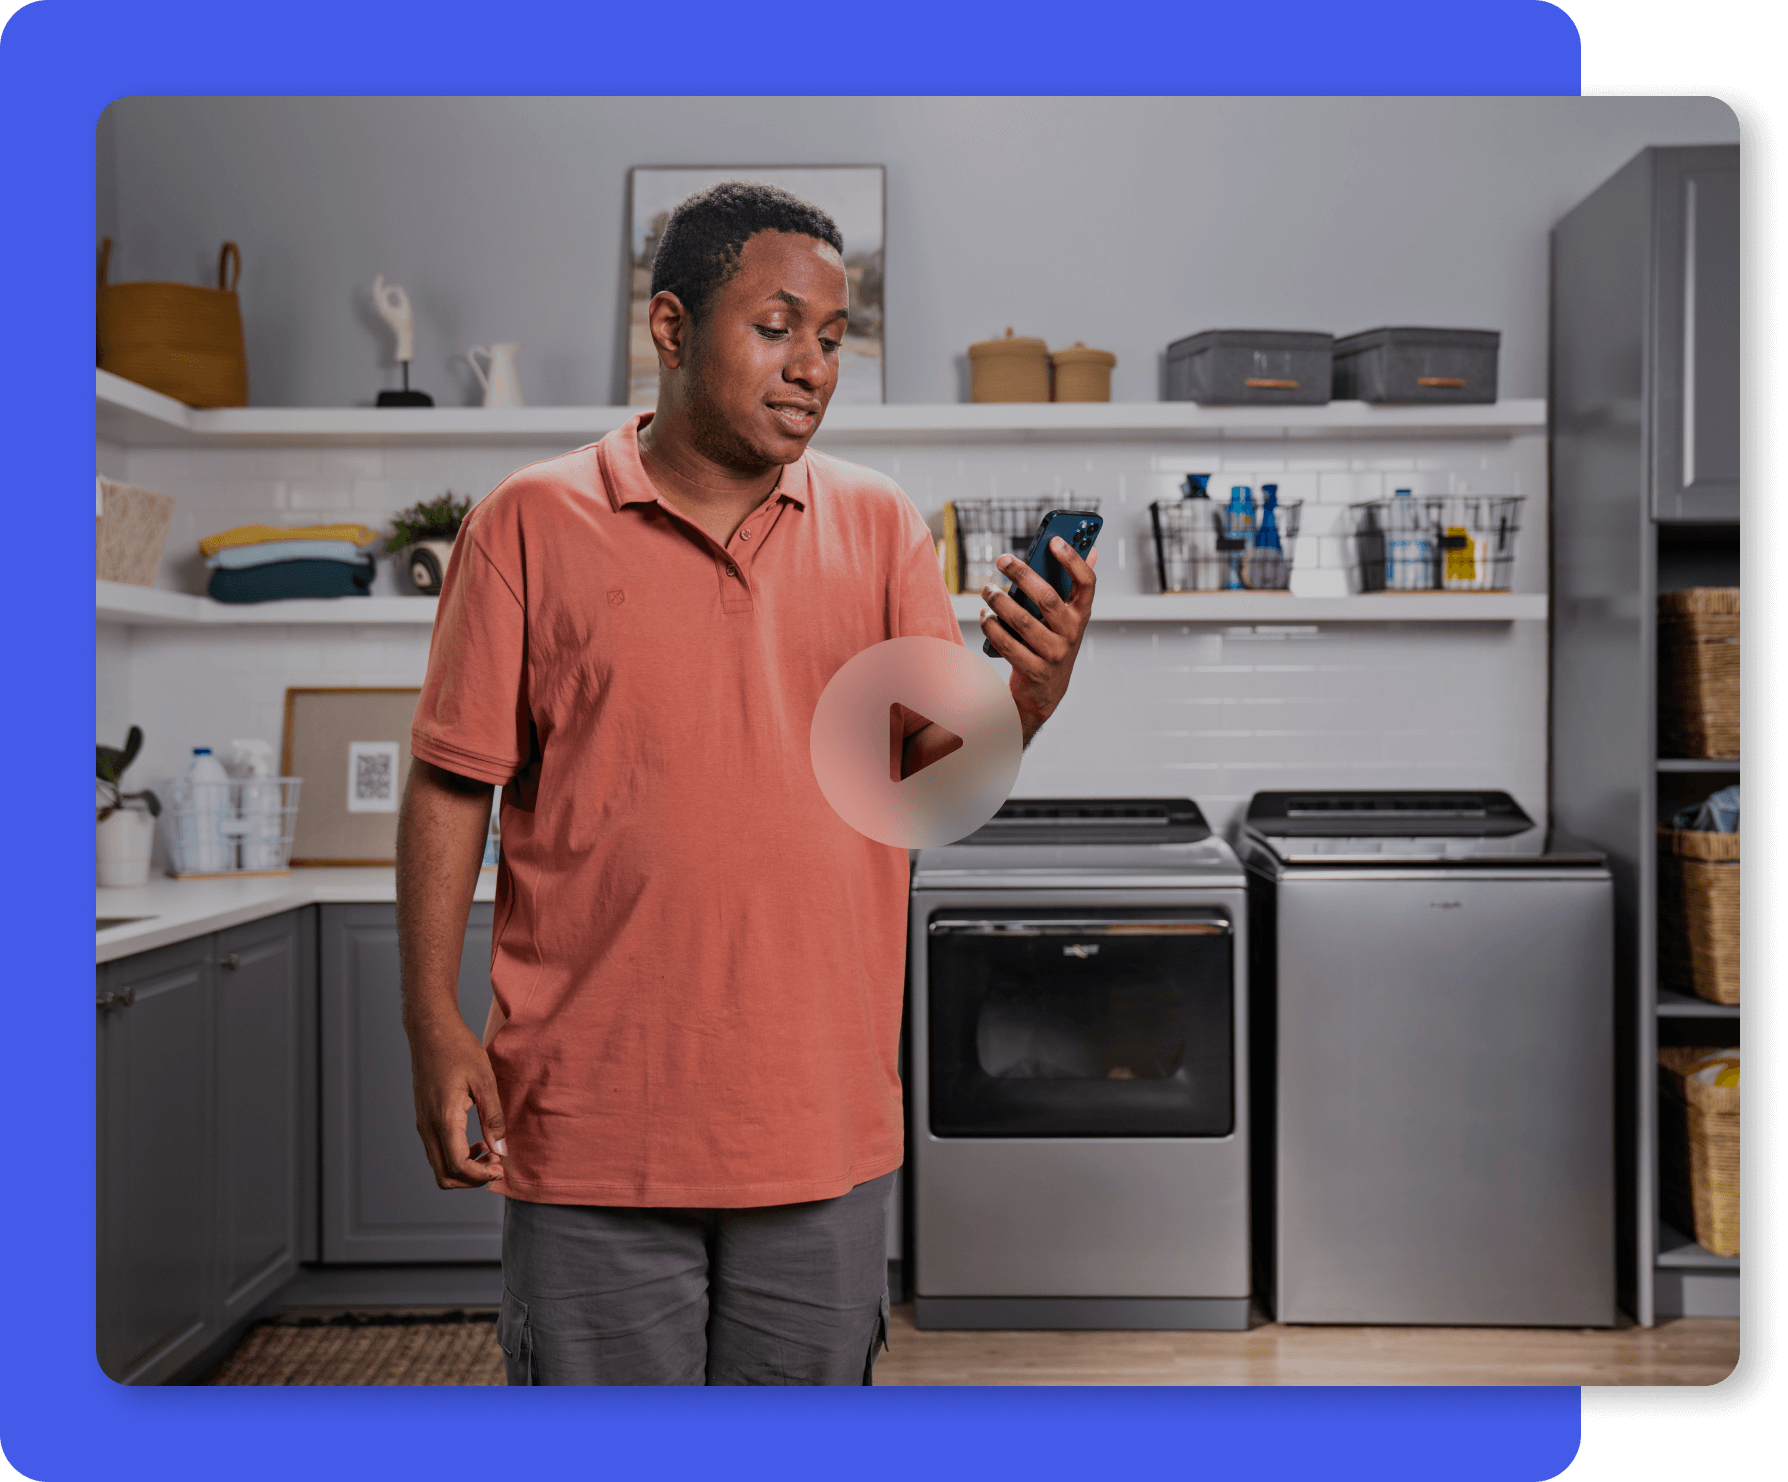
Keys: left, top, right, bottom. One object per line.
{"left": 497, "top": 1169, "right": 895, "bottom": 1386}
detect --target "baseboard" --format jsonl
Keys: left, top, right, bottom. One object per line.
{"left": 275, "top": 1262, "right": 505, "bottom": 1308}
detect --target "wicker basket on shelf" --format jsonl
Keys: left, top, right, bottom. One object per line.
{"left": 1657, "top": 1047, "right": 1740, "bottom": 1258}
{"left": 1657, "top": 826, "right": 1740, "bottom": 1005}
{"left": 1658, "top": 588, "right": 1739, "bottom": 759}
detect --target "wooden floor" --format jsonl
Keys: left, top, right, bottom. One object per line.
{"left": 872, "top": 1304, "right": 1740, "bottom": 1386}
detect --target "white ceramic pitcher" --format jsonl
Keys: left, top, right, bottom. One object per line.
{"left": 467, "top": 341, "right": 525, "bottom": 408}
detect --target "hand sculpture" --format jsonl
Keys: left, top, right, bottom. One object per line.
{"left": 372, "top": 274, "right": 416, "bottom": 364}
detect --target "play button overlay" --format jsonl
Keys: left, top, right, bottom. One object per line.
{"left": 811, "top": 636, "right": 1023, "bottom": 848}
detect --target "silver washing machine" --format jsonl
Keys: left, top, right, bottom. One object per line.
{"left": 909, "top": 799, "right": 1250, "bottom": 1330}
{"left": 1242, "top": 790, "right": 1615, "bottom": 1327}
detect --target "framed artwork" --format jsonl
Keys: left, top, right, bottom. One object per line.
{"left": 627, "top": 165, "right": 885, "bottom": 408}
{"left": 281, "top": 687, "right": 421, "bottom": 866}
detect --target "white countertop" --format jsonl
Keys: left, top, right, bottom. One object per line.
{"left": 96, "top": 867, "right": 498, "bottom": 964}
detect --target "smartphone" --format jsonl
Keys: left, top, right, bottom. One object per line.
{"left": 981, "top": 508, "right": 1103, "bottom": 657}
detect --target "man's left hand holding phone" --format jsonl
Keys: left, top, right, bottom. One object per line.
{"left": 976, "top": 515, "right": 1100, "bottom": 746}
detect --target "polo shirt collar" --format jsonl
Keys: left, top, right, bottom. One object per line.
{"left": 604, "top": 411, "right": 811, "bottom": 514}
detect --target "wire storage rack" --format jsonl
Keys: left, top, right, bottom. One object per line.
{"left": 1148, "top": 497, "right": 1303, "bottom": 591}
{"left": 1348, "top": 494, "right": 1522, "bottom": 592}
{"left": 952, "top": 497, "right": 1100, "bottom": 592}
{"left": 160, "top": 777, "right": 302, "bottom": 877}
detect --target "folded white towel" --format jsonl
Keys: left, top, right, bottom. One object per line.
{"left": 206, "top": 539, "right": 368, "bottom": 570}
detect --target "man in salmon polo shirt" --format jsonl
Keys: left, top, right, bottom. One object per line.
{"left": 397, "top": 182, "right": 1097, "bottom": 1386}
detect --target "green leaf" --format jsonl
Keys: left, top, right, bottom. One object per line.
{"left": 119, "top": 725, "right": 143, "bottom": 773}
{"left": 96, "top": 745, "right": 123, "bottom": 783}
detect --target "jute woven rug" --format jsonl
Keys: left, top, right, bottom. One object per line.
{"left": 202, "top": 1309, "right": 505, "bottom": 1386}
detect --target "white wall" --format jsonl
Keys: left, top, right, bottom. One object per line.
{"left": 98, "top": 96, "right": 1737, "bottom": 408}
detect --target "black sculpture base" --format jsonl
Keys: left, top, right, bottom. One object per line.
{"left": 376, "top": 389, "right": 435, "bottom": 408}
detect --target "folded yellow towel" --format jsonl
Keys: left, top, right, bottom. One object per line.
{"left": 199, "top": 523, "right": 381, "bottom": 557}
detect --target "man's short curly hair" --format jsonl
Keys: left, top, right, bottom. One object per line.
{"left": 650, "top": 181, "right": 845, "bottom": 325}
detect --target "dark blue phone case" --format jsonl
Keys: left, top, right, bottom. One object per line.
{"left": 981, "top": 508, "right": 1103, "bottom": 657}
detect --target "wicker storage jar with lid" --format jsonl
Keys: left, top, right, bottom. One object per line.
{"left": 1659, "top": 588, "right": 1739, "bottom": 759}
{"left": 968, "top": 328, "right": 1050, "bottom": 403}
{"left": 1657, "top": 1047, "right": 1740, "bottom": 1257}
{"left": 1050, "top": 343, "right": 1116, "bottom": 402}
{"left": 1658, "top": 826, "right": 1740, "bottom": 1005}
{"left": 97, "top": 238, "right": 249, "bottom": 408}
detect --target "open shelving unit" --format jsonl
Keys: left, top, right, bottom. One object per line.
{"left": 98, "top": 368, "right": 1547, "bottom": 628}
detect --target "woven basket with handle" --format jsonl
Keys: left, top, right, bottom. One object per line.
{"left": 97, "top": 238, "right": 249, "bottom": 408}
{"left": 1658, "top": 588, "right": 1739, "bottom": 760}
{"left": 1657, "top": 826, "right": 1740, "bottom": 1005}
{"left": 1657, "top": 1047, "right": 1739, "bottom": 1257}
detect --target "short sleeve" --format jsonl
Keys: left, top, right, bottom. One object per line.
{"left": 410, "top": 529, "right": 530, "bottom": 786}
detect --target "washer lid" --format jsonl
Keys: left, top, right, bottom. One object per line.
{"left": 1245, "top": 790, "right": 1534, "bottom": 838}
{"left": 958, "top": 797, "right": 1210, "bottom": 846}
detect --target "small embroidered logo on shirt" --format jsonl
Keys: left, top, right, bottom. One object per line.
{"left": 608, "top": 589, "right": 625, "bottom": 605}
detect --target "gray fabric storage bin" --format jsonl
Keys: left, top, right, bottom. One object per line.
{"left": 1332, "top": 327, "right": 1500, "bottom": 403}
{"left": 1165, "top": 330, "right": 1333, "bottom": 405}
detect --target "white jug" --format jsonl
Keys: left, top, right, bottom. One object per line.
{"left": 468, "top": 341, "right": 525, "bottom": 408}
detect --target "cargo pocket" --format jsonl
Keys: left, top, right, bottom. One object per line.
{"left": 497, "top": 1287, "right": 534, "bottom": 1386}
{"left": 862, "top": 1290, "right": 891, "bottom": 1386}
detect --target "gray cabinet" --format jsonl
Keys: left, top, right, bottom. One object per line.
{"left": 320, "top": 903, "right": 502, "bottom": 1262}
{"left": 214, "top": 913, "right": 305, "bottom": 1324}
{"left": 97, "top": 937, "right": 214, "bottom": 1384}
{"left": 1650, "top": 147, "right": 1740, "bottom": 522}
{"left": 96, "top": 909, "right": 309, "bottom": 1384}
{"left": 1552, "top": 144, "right": 1741, "bottom": 1327}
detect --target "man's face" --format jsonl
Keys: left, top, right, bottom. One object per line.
{"left": 681, "top": 229, "right": 849, "bottom": 470}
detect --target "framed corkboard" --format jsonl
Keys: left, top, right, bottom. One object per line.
{"left": 282, "top": 688, "right": 421, "bottom": 866}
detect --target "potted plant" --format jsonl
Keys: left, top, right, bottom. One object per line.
{"left": 386, "top": 492, "right": 472, "bottom": 596}
{"left": 97, "top": 725, "right": 162, "bottom": 887}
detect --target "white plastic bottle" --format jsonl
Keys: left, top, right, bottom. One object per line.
{"left": 172, "top": 747, "right": 232, "bottom": 874}
{"left": 228, "top": 738, "right": 284, "bottom": 872}
{"left": 1386, "top": 487, "right": 1431, "bottom": 590}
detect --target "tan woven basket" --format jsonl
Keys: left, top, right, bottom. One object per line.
{"left": 97, "top": 238, "right": 249, "bottom": 408}
{"left": 1050, "top": 342, "right": 1116, "bottom": 402}
{"left": 1657, "top": 826, "right": 1740, "bottom": 1005}
{"left": 1657, "top": 1047, "right": 1740, "bottom": 1257}
{"left": 1658, "top": 588, "right": 1739, "bottom": 759}
{"left": 96, "top": 479, "right": 176, "bottom": 587}
{"left": 968, "top": 328, "right": 1050, "bottom": 403}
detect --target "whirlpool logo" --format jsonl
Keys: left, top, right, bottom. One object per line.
{"left": 1063, "top": 943, "right": 1101, "bottom": 958}
{"left": 1430, "top": 901, "right": 1464, "bottom": 910}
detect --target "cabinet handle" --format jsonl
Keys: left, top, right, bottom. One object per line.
{"left": 219, "top": 953, "right": 241, "bottom": 971}
{"left": 96, "top": 987, "right": 135, "bottom": 1012}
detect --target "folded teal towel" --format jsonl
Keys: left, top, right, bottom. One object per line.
{"left": 207, "top": 539, "right": 365, "bottom": 569}
{"left": 208, "top": 557, "right": 376, "bottom": 603}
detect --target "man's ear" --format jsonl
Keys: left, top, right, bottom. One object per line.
{"left": 647, "top": 290, "right": 692, "bottom": 371}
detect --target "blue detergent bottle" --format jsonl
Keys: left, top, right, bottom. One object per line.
{"left": 1225, "top": 485, "right": 1254, "bottom": 588}
{"left": 1248, "top": 484, "right": 1283, "bottom": 588}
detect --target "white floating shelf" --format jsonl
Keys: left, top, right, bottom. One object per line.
{"left": 99, "top": 579, "right": 1546, "bottom": 628}
{"left": 98, "top": 370, "right": 1546, "bottom": 449}
{"left": 952, "top": 592, "right": 1547, "bottom": 623}
{"left": 98, "top": 579, "right": 438, "bottom": 627}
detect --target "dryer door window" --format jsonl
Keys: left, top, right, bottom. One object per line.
{"left": 927, "top": 909, "right": 1234, "bottom": 1137}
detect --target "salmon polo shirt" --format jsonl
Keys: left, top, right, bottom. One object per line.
{"left": 410, "top": 413, "right": 964, "bottom": 1208}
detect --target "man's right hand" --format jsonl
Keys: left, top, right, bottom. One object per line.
{"left": 407, "top": 1018, "right": 509, "bottom": 1189}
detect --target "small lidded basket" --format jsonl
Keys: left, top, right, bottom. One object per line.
{"left": 1050, "top": 342, "right": 1117, "bottom": 402}
{"left": 968, "top": 328, "right": 1051, "bottom": 403}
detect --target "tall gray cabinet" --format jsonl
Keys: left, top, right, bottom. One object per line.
{"left": 1551, "top": 143, "right": 1739, "bottom": 1326}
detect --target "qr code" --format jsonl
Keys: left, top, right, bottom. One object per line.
{"left": 354, "top": 750, "right": 394, "bottom": 803}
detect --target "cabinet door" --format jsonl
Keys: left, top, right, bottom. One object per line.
{"left": 214, "top": 912, "right": 303, "bottom": 1324}
{"left": 97, "top": 937, "right": 215, "bottom": 1384}
{"left": 1653, "top": 145, "right": 1739, "bottom": 521}
{"left": 320, "top": 903, "right": 502, "bottom": 1262}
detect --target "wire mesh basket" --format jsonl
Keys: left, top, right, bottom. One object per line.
{"left": 159, "top": 777, "right": 302, "bottom": 877}
{"left": 1148, "top": 498, "right": 1303, "bottom": 591}
{"left": 1348, "top": 494, "right": 1522, "bottom": 592}
{"left": 953, "top": 497, "right": 1100, "bottom": 592}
